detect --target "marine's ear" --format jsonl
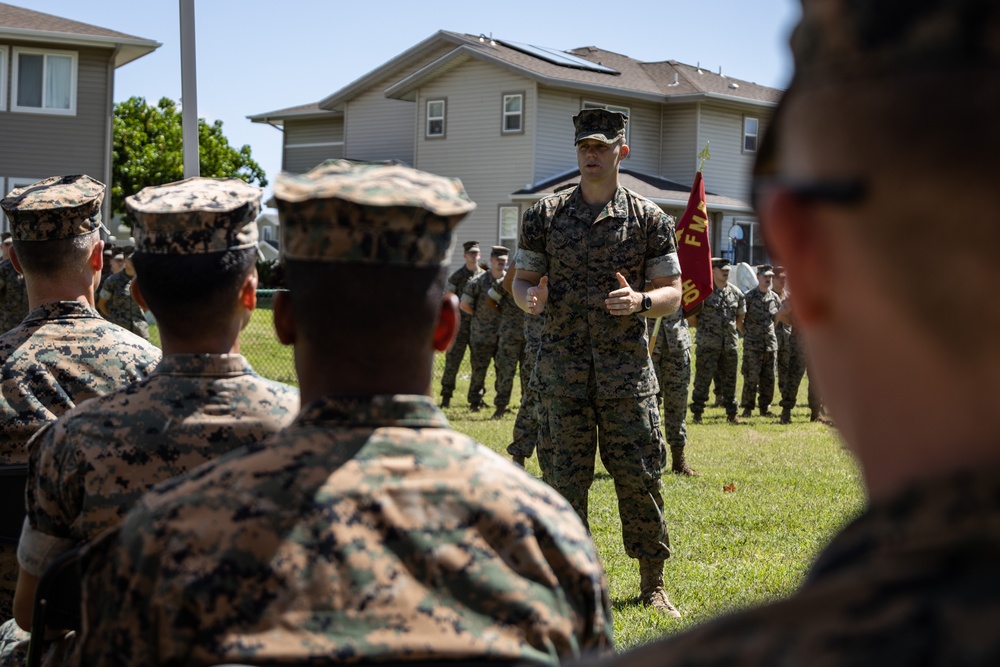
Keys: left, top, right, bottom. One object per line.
{"left": 273, "top": 290, "right": 296, "bottom": 346}
{"left": 433, "top": 293, "right": 459, "bottom": 352}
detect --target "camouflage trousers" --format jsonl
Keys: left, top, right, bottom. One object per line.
{"left": 508, "top": 322, "right": 542, "bottom": 458}
{"left": 780, "top": 339, "right": 822, "bottom": 411}
{"left": 537, "top": 393, "right": 670, "bottom": 561}
{"left": 653, "top": 346, "right": 690, "bottom": 450}
{"left": 741, "top": 348, "right": 776, "bottom": 411}
{"left": 494, "top": 333, "right": 525, "bottom": 409}
{"left": 0, "top": 546, "right": 14, "bottom": 623}
{"left": 440, "top": 314, "right": 472, "bottom": 399}
{"left": 467, "top": 336, "right": 499, "bottom": 407}
{"left": 776, "top": 338, "right": 792, "bottom": 402}
{"left": 691, "top": 346, "right": 738, "bottom": 416}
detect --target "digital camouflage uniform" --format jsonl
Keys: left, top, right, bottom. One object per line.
{"left": 651, "top": 307, "right": 693, "bottom": 471}
{"left": 0, "top": 174, "right": 162, "bottom": 625}
{"left": 740, "top": 286, "right": 780, "bottom": 414}
{"left": 75, "top": 160, "right": 612, "bottom": 666}
{"left": 0, "top": 260, "right": 28, "bottom": 334}
{"left": 77, "top": 395, "right": 612, "bottom": 667}
{"left": 440, "top": 262, "right": 482, "bottom": 403}
{"left": 775, "top": 293, "right": 792, "bottom": 402}
{"left": 690, "top": 282, "right": 745, "bottom": 418}
{"left": 461, "top": 270, "right": 502, "bottom": 408}
{"left": 780, "top": 320, "right": 822, "bottom": 418}
{"left": 0, "top": 356, "right": 297, "bottom": 666}
{"left": 518, "top": 182, "right": 680, "bottom": 562}
{"left": 590, "top": 467, "right": 1000, "bottom": 667}
{"left": 98, "top": 269, "right": 149, "bottom": 340}
{"left": 492, "top": 277, "right": 525, "bottom": 412}
{"left": 508, "top": 311, "right": 543, "bottom": 459}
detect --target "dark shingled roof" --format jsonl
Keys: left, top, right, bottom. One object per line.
{"left": 0, "top": 2, "right": 147, "bottom": 41}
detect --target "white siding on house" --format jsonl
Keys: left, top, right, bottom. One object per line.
{"left": 660, "top": 105, "right": 699, "bottom": 184}
{"left": 414, "top": 59, "right": 535, "bottom": 273}
{"left": 344, "top": 43, "right": 455, "bottom": 165}
{"left": 697, "top": 104, "right": 771, "bottom": 201}
{"left": 282, "top": 117, "right": 344, "bottom": 174}
{"left": 534, "top": 87, "right": 579, "bottom": 183}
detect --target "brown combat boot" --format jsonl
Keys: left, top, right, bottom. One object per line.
{"left": 780, "top": 407, "right": 792, "bottom": 424}
{"left": 727, "top": 413, "right": 742, "bottom": 424}
{"left": 670, "top": 446, "right": 698, "bottom": 476}
{"left": 639, "top": 559, "right": 681, "bottom": 618}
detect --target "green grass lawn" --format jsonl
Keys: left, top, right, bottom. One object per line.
{"left": 153, "top": 309, "right": 865, "bottom": 651}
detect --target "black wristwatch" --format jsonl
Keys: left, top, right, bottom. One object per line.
{"left": 638, "top": 294, "right": 652, "bottom": 314}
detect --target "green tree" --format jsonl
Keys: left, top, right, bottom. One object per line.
{"left": 111, "top": 96, "right": 268, "bottom": 218}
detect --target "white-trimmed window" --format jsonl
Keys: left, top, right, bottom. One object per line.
{"left": 743, "top": 116, "right": 759, "bottom": 153}
{"left": 12, "top": 48, "right": 78, "bottom": 115}
{"left": 502, "top": 93, "right": 523, "bottom": 134}
{"left": 499, "top": 205, "right": 519, "bottom": 251}
{"left": 1, "top": 177, "right": 39, "bottom": 233}
{"left": 426, "top": 99, "right": 446, "bottom": 138}
{"left": 0, "top": 47, "right": 7, "bottom": 111}
{"left": 581, "top": 101, "right": 631, "bottom": 144}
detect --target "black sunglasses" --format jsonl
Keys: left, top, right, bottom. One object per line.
{"left": 751, "top": 178, "right": 867, "bottom": 211}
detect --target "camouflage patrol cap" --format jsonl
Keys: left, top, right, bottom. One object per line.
{"left": 126, "top": 177, "right": 261, "bottom": 255}
{"left": 1, "top": 175, "right": 105, "bottom": 241}
{"left": 463, "top": 240, "right": 480, "bottom": 253}
{"left": 490, "top": 245, "right": 509, "bottom": 259}
{"left": 712, "top": 257, "right": 731, "bottom": 270}
{"left": 757, "top": 264, "right": 774, "bottom": 276}
{"left": 273, "top": 159, "right": 476, "bottom": 266}
{"left": 573, "top": 109, "right": 627, "bottom": 145}
{"left": 755, "top": 0, "right": 1000, "bottom": 181}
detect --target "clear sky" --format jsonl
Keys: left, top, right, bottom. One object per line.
{"left": 25, "top": 0, "right": 800, "bottom": 200}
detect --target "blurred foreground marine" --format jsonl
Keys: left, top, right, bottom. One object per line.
{"left": 0, "top": 175, "right": 160, "bottom": 623}
{"left": 588, "top": 0, "right": 1000, "bottom": 664}
{"left": 76, "top": 160, "right": 612, "bottom": 666}
{"left": 0, "top": 177, "right": 299, "bottom": 665}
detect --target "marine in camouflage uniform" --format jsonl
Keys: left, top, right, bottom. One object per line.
{"left": 491, "top": 258, "right": 525, "bottom": 419}
{"left": 76, "top": 160, "right": 612, "bottom": 667}
{"left": 460, "top": 247, "right": 506, "bottom": 411}
{"left": 0, "top": 175, "right": 161, "bottom": 625}
{"left": 773, "top": 268, "right": 792, "bottom": 406}
{"left": 651, "top": 306, "right": 696, "bottom": 475}
{"left": 97, "top": 254, "right": 149, "bottom": 340}
{"left": 515, "top": 109, "right": 683, "bottom": 616}
{"left": 439, "top": 240, "right": 482, "bottom": 407}
{"left": 507, "top": 287, "right": 543, "bottom": 465}
{"left": 689, "top": 257, "right": 745, "bottom": 423}
{"left": 0, "top": 236, "right": 28, "bottom": 333}
{"left": 740, "top": 265, "right": 780, "bottom": 417}
{"left": 777, "top": 298, "right": 823, "bottom": 424}
{"left": 592, "top": 1, "right": 1000, "bottom": 664}
{"left": 0, "top": 178, "right": 299, "bottom": 665}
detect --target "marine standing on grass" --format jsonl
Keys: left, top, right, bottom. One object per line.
{"left": 503, "top": 255, "right": 543, "bottom": 467}
{"left": 461, "top": 245, "right": 507, "bottom": 412}
{"left": 651, "top": 306, "right": 697, "bottom": 475}
{"left": 490, "top": 254, "right": 526, "bottom": 420}
{"left": 0, "top": 177, "right": 299, "bottom": 666}
{"left": 514, "top": 108, "right": 684, "bottom": 616}
{"left": 97, "top": 247, "right": 150, "bottom": 340}
{"left": 589, "top": 0, "right": 1000, "bottom": 663}
{"left": 439, "top": 240, "right": 482, "bottom": 407}
{"left": 688, "top": 257, "right": 745, "bottom": 424}
{"left": 76, "top": 160, "right": 612, "bottom": 667}
{"left": 740, "top": 264, "right": 781, "bottom": 418}
{"left": 0, "top": 175, "right": 161, "bottom": 624}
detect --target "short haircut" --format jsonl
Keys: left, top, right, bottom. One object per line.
{"left": 283, "top": 260, "right": 444, "bottom": 359}
{"left": 131, "top": 247, "right": 257, "bottom": 337}
{"left": 12, "top": 230, "right": 99, "bottom": 278}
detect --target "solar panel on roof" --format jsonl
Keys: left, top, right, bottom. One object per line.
{"left": 499, "top": 40, "right": 620, "bottom": 75}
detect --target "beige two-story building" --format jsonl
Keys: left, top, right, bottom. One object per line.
{"left": 250, "top": 31, "right": 782, "bottom": 269}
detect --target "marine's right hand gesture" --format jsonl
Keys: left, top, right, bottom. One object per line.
{"left": 526, "top": 276, "right": 549, "bottom": 314}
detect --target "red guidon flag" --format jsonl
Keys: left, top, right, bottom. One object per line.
{"left": 674, "top": 170, "right": 713, "bottom": 315}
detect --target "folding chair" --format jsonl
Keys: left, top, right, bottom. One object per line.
{"left": 25, "top": 545, "right": 83, "bottom": 667}
{"left": 0, "top": 464, "right": 28, "bottom": 547}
